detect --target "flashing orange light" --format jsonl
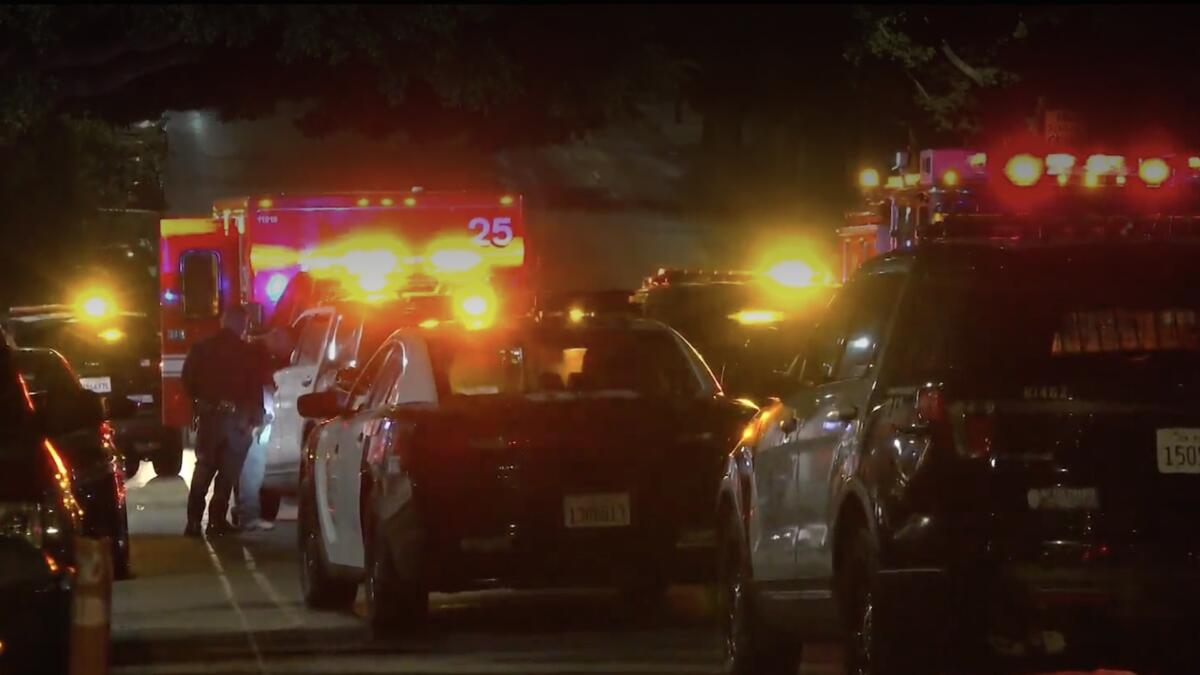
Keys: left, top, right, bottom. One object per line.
{"left": 418, "top": 318, "right": 440, "bottom": 329}
{"left": 404, "top": 196, "right": 417, "bottom": 207}
{"left": 968, "top": 152, "right": 987, "bottom": 169}
{"left": 257, "top": 198, "right": 274, "bottom": 209}
{"left": 903, "top": 173, "right": 920, "bottom": 187}
{"left": 1083, "top": 172, "right": 1100, "bottom": 189}
{"left": 766, "top": 260, "right": 817, "bottom": 288}
{"left": 1116, "top": 175, "right": 1127, "bottom": 186}
{"left": 1004, "top": 154, "right": 1044, "bottom": 187}
{"left": 568, "top": 307, "right": 586, "bottom": 323}
{"left": 499, "top": 195, "right": 515, "bottom": 206}
{"left": 941, "top": 169, "right": 959, "bottom": 187}
{"left": 1046, "top": 153, "right": 1076, "bottom": 176}
{"left": 250, "top": 244, "right": 300, "bottom": 270}
{"left": 729, "top": 309, "right": 785, "bottom": 326}
{"left": 98, "top": 327, "right": 125, "bottom": 343}
{"left": 1190, "top": 156, "right": 1200, "bottom": 170}
{"left": 380, "top": 197, "right": 395, "bottom": 207}
{"left": 859, "top": 168, "right": 880, "bottom": 189}
{"left": 1138, "top": 158, "right": 1170, "bottom": 186}
{"left": 76, "top": 288, "right": 116, "bottom": 321}
{"left": 885, "top": 175, "right": 904, "bottom": 189}
{"left": 1085, "top": 154, "right": 1127, "bottom": 176}
{"left": 453, "top": 286, "right": 498, "bottom": 330}
{"left": 356, "top": 197, "right": 370, "bottom": 207}
{"left": 1056, "top": 173, "right": 1069, "bottom": 187}
{"left": 430, "top": 248, "right": 483, "bottom": 273}
{"left": 161, "top": 218, "right": 218, "bottom": 237}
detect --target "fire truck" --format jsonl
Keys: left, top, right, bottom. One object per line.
{"left": 838, "top": 136, "right": 1200, "bottom": 278}
{"left": 159, "top": 190, "right": 526, "bottom": 472}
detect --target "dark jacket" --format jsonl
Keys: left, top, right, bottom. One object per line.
{"left": 181, "top": 329, "right": 272, "bottom": 422}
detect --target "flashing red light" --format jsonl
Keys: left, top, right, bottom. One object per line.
{"left": 1138, "top": 158, "right": 1170, "bottom": 186}
{"left": 1004, "top": 154, "right": 1044, "bottom": 187}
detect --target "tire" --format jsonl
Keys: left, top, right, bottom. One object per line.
{"left": 717, "top": 510, "right": 801, "bottom": 675}
{"left": 153, "top": 430, "right": 184, "bottom": 476}
{"left": 364, "top": 511, "right": 427, "bottom": 636}
{"left": 259, "top": 489, "right": 282, "bottom": 522}
{"left": 298, "top": 491, "right": 358, "bottom": 611}
{"left": 840, "top": 529, "right": 924, "bottom": 675}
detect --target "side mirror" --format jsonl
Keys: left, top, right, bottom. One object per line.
{"left": 334, "top": 367, "right": 358, "bottom": 392}
{"left": 297, "top": 390, "right": 342, "bottom": 419}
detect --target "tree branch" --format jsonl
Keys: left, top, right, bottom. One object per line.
{"left": 38, "top": 32, "right": 182, "bottom": 73}
{"left": 940, "top": 40, "right": 985, "bottom": 87}
{"left": 56, "top": 48, "right": 200, "bottom": 100}
{"left": 906, "top": 70, "right": 932, "bottom": 102}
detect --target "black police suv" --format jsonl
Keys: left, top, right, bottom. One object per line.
{"left": 719, "top": 240, "right": 1200, "bottom": 675}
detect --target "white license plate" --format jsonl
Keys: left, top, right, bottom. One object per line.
{"left": 563, "top": 493, "right": 631, "bottom": 528}
{"left": 79, "top": 376, "right": 112, "bottom": 394}
{"left": 1027, "top": 487, "right": 1099, "bottom": 511}
{"left": 1157, "top": 428, "right": 1200, "bottom": 474}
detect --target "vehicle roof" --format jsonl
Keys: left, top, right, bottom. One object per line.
{"left": 215, "top": 190, "right": 522, "bottom": 212}
{"left": 402, "top": 315, "right": 678, "bottom": 343}
{"left": 869, "top": 238, "right": 1200, "bottom": 277}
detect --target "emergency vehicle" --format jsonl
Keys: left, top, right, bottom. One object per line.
{"left": 632, "top": 266, "right": 835, "bottom": 400}
{"left": 839, "top": 136, "right": 1200, "bottom": 279}
{"left": 159, "top": 190, "right": 527, "bottom": 461}
{"left": 720, "top": 136, "right": 1200, "bottom": 675}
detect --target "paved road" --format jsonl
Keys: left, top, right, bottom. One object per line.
{"left": 110, "top": 452, "right": 1134, "bottom": 675}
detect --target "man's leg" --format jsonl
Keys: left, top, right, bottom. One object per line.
{"left": 209, "top": 413, "right": 252, "bottom": 528}
{"left": 186, "top": 415, "right": 218, "bottom": 533}
{"left": 235, "top": 429, "right": 266, "bottom": 526}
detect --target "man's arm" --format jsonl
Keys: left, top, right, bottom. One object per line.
{"left": 181, "top": 342, "right": 200, "bottom": 400}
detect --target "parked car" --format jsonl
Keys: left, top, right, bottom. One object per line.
{"left": 296, "top": 315, "right": 756, "bottom": 632}
{"left": 13, "top": 347, "right": 133, "bottom": 579}
{"left": 718, "top": 240, "right": 1200, "bottom": 675}
{"left": 261, "top": 296, "right": 452, "bottom": 519}
{"left": 0, "top": 345, "right": 82, "bottom": 674}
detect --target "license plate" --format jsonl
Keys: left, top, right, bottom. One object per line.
{"left": 1027, "top": 487, "right": 1099, "bottom": 510}
{"left": 1157, "top": 428, "right": 1200, "bottom": 474}
{"left": 563, "top": 493, "right": 631, "bottom": 528}
{"left": 79, "top": 376, "right": 112, "bottom": 394}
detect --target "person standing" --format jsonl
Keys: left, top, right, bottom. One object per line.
{"left": 181, "top": 306, "right": 272, "bottom": 537}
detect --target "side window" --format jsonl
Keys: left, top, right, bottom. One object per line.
{"left": 180, "top": 250, "right": 221, "bottom": 319}
{"left": 328, "top": 315, "right": 361, "bottom": 367}
{"left": 346, "top": 345, "right": 392, "bottom": 413}
{"left": 293, "top": 313, "right": 332, "bottom": 367}
{"left": 799, "top": 288, "right": 854, "bottom": 385}
{"left": 366, "top": 346, "right": 405, "bottom": 409}
{"left": 832, "top": 272, "right": 907, "bottom": 381}
{"left": 288, "top": 316, "right": 310, "bottom": 365}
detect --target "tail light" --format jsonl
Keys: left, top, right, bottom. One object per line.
{"left": 951, "top": 401, "right": 995, "bottom": 460}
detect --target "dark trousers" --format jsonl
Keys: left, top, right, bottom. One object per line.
{"left": 187, "top": 408, "right": 253, "bottom": 526}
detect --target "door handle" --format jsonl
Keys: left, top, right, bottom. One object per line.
{"left": 333, "top": 445, "right": 340, "bottom": 456}
{"left": 357, "top": 432, "right": 365, "bottom": 442}
{"left": 302, "top": 377, "right": 313, "bottom": 387}
{"left": 828, "top": 405, "right": 859, "bottom": 422}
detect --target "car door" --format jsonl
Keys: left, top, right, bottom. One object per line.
{"left": 267, "top": 309, "right": 334, "bottom": 471}
{"left": 749, "top": 288, "right": 853, "bottom": 582}
{"left": 325, "top": 343, "right": 402, "bottom": 568}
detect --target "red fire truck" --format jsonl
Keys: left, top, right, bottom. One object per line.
{"left": 838, "top": 138, "right": 1200, "bottom": 279}
{"left": 159, "top": 190, "right": 526, "bottom": 469}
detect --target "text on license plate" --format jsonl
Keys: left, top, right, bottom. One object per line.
{"left": 79, "top": 376, "right": 112, "bottom": 394}
{"left": 1157, "top": 428, "right": 1200, "bottom": 474}
{"left": 563, "top": 493, "right": 631, "bottom": 528}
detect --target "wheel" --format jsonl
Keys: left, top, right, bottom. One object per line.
{"left": 152, "top": 429, "right": 184, "bottom": 476}
{"left": 840, "top": 529, "right": 925, "bottom": 675}
{"left": 259, "top": 488, "right": 282, "bottom": 522}
{"left": 298, "top": 491, "right": 357, "bottom": 611}
{"left": 718, "top": 510, "right": 801, "bottom": 675}
{"left": 364, "top": 513, "right": 427, "bottom": 636}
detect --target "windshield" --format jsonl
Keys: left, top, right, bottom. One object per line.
{"left": 429, "top": 327, "right": 704, "bottom": 399}
{"left": 12, "top": 350, "right": 79, "bottom": 399}
{"left": 9, "top": 315, "right": 159, "bottom": 367}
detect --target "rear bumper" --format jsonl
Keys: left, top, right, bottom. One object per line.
{"left": 113, "top": 411, "right": 173, "bottom": 459}
{"left": 381, "top": 507, "right": 716, "bottom": 591}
